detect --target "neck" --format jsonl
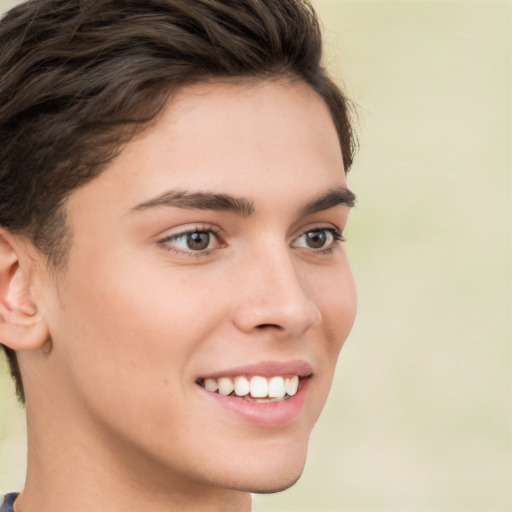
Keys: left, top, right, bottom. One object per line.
{"left": 18, "top": 406, "right": 251, "bottom": 512}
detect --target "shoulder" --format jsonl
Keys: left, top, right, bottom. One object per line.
{"left": 1, "top": 493, "right": 18, "bottom": 512}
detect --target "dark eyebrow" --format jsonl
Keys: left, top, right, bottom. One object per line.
{"left": 299, "top": 186, "right": 356, "bottom": 217}
{"left": 130, "top": 190, "right": 255, "bottom": 217}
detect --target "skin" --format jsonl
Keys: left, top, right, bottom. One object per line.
{"left": 2, "top": 79, "right": 356, "bottom": 512}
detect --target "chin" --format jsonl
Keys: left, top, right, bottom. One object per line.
{"left": 247, "top": 471, "right": 304, "bottom": 495}
{"left": 227, "top": 466, "right": 305, "bottom": 495}
{"left": 214, "top": 441, "right": 309, "bottom": 495}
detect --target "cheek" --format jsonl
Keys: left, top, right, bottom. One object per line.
{"left": 300, "top": 261, "right": 356, "bottom": 405}
{"left": 314, "top": 262, "right": 357, "bottom": 352}
{"left": 45, "top": 257, "right": 233, "bottom": 463}
{"left": 50, "top": 254, "right": 224, "bottom": 399}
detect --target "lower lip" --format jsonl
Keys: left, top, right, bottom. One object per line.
{"left": 197, "top": 379, "right": 310, "bottom": 427}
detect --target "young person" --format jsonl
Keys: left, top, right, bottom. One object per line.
{"left": 0, "top": 0, "right": 357, "bottom": 510}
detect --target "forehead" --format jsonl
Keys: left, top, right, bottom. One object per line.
{"left": 113, "top": 79, "right": 343, "bottom": 190}
{"left": 64, "top": 79, "right": 347, "bottom": 230}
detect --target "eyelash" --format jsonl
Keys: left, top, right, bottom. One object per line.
{"left": 158, "top": 225, "right": 345, "bottom": 258}
{"left": 158, "top": 225, "right": 223, "bottom": 257}
{"left": 295, "top": 227, "right": 346, "bottom": 255}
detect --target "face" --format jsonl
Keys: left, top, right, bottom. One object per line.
{"left": 37, "top": 79, "right": 356, "bottom": 494}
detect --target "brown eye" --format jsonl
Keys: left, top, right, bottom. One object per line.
{"left": 187, "top": 231, "right": 210, "bottom": 250}
{"left": 161, "top": 228, "right": 220, "bottom": 254}
{"left": 291, "top": 227, "right": 343, "bottom": 251}
{"left": 304, "top": 230, "right": 327, "bottom": 249}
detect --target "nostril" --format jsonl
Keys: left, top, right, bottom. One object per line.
{"left": 232, "top": 293, "right": 320, "bottom": 335}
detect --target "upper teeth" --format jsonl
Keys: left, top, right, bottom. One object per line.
{"left": 202, "top": 375, "right": 299, "bottom": 399}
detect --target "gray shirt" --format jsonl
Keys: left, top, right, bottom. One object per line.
{"left": 0, "top": 493, "right": 17, "bottom": 512}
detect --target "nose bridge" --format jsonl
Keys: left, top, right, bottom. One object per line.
{"left": 231, "top": 242, "right": 321, "bottom": 335}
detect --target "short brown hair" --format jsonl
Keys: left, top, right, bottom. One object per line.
{"left": 0, "top": 0, "right": 357, "bottom": 403}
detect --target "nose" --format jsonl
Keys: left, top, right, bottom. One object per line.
{"left": 231, "top": 248, "right": 322, "bottom": 337}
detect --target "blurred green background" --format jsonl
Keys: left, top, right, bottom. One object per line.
{"left": 1, "top": 0, "right": 510, "bottom": 510}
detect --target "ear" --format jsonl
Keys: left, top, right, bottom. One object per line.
{"left": 0, "top": 229, "right": 49, "bottom": 351}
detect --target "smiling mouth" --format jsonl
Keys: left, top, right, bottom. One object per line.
{"left": 196, "top": 374, "right": 312, "bottom": 403}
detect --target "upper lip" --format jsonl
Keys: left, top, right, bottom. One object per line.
{"left": 198, "top": 360, "right": 314, "bottom": 380}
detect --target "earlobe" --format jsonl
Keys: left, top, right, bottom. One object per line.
{"left": 0, "top": 229, "right": 49, "bottom": 351}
